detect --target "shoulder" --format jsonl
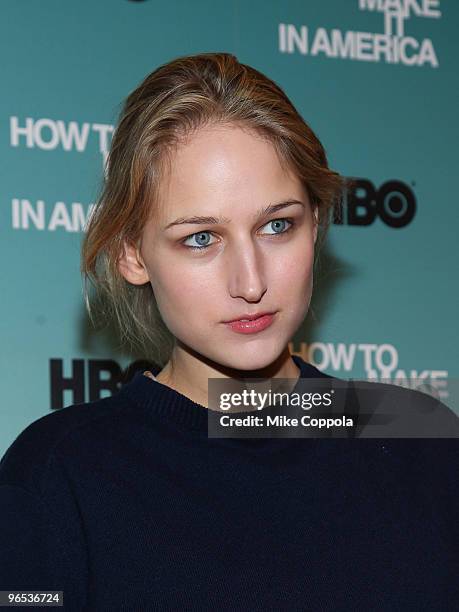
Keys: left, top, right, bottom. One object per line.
{"left": 0, "top": 392, "right": 131, "bottom": 495}
{"left": 295, "top": 354, "right": 459, "bottom": 438}
{"left": 345, "top": 379, "right": 459, "bottom": 438}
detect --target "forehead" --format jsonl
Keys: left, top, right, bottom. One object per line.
{"left": 157, "top": 124, "right": 304, "bottom": 214}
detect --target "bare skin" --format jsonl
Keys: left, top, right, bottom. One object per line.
{"left": 118, "top": 123, "right": 317, "bottom": 408}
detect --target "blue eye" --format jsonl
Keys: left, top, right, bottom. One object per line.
{"left": 183, "top": 231, "right": 215, "bottom": 250}
{"left": 263, "top": 219, "right": 290, "bottom": 235}
{"left": 182, "top": 218, "right": 295, "bottom": 252}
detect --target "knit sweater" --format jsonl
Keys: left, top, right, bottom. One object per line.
{"left": 0, "top": 355, "right": 457, "bottom": 611}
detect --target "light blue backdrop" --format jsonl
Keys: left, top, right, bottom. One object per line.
{"left": 1, "top": 0, "right": 457, "bottom": 455}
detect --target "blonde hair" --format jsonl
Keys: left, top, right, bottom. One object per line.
{"left": 81, "top": 52, "right": 345, "bottom": 366}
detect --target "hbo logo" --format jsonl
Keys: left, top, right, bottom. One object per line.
{"left": 334, "top": 178, "right": 416, "bottom": 228}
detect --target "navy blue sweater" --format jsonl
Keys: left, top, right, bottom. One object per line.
{"left": 0, "top": 355, "right": 457, "bottom": 611}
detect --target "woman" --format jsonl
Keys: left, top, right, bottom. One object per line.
{"left": 0, "top": 53, "right": 457, "bottom": 611}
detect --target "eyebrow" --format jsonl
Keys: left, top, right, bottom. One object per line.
{"left": 164, "top": 199, "right": 305, "bottom": 230}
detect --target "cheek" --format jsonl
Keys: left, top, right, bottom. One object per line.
{"left": 270, "top": 241, "right": 314, "bottom": 326}
{"left": 270, "top": 239, "right": 314, "bottom": 289}
{"left": 150, "top": 266, "right": 216, "bottom": 326}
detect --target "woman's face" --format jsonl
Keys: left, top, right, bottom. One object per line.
{"left": 122, "top": 123, "right": 317, "bottom": 372}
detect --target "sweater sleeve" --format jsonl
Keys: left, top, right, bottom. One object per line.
{"left": 0, "top": 485, "right": 87, "bottom": 610}
{"left": 0, "top": 420, "right": 89, "bottom": 611}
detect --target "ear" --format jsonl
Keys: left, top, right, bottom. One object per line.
{"left": 312, "top": 205, "right": 319, "bottom": 244}
{"left": 117, "top": 239, "right": 150, "bottom": 285}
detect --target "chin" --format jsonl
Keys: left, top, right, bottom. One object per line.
{"left": 211, "top": 343, "right": 285, "bottom": 373}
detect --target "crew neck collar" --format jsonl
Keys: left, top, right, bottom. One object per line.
{"left": 118, "top": 354, "right": 332, "bottom": 433}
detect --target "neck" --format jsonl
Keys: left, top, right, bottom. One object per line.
{"left": 154, "top": 343, "right": 301, "bottom": 409}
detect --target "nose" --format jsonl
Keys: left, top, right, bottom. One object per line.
{"left": 227, "top": 239, "right": 267, "bottom": 302}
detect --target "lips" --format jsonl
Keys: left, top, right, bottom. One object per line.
{"left": 224, "top": 313, "right": 276, "bottom": 334}
{"left": 224, "top": 312, "right": 276, "bottom": 323}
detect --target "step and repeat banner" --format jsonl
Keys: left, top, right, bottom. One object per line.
{"left": 1, "top": 0, "right": 457, "bottom": 455}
